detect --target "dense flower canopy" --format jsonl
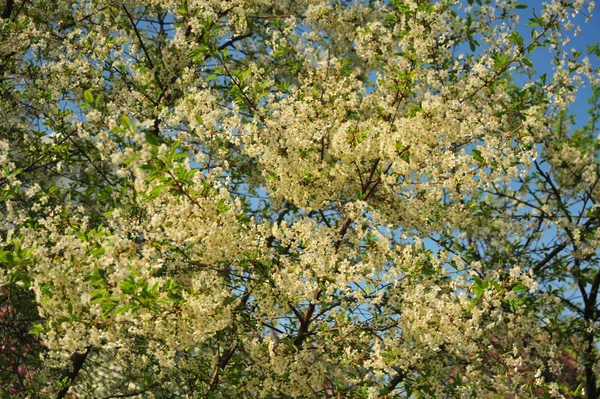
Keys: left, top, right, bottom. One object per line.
{"left": 0, "top": 0, "right": 599, "bottom": 397}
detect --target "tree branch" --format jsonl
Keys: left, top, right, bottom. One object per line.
{"left": 531, "top": 243, "right": 567, "bottom": 275}
{"left": 56, "top": 346, "right": 92, "bottom": 399}
{"left": 121, "top": 5, "right": 154, "bottom": 70}
{"left": 207, "top": 345, "right": 237, "bottom": 391}
{"left": 381, "top": 368, "right": 406, "bottom": 396}
{"left": 1, "top": 0, "right": 13, "bottom": 19}
{"left": 218, "top": 32, "right": 254, "bottom": 51}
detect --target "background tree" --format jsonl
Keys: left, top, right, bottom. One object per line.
{"left": 0, "top": 0, "right": 599, "bottom": 397}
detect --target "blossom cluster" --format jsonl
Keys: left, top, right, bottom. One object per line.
{"left": 1, "top": 0, "right": 598, "bottom": 397}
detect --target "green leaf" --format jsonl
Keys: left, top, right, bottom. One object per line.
{"left": 120, "top": 115, "right": 132, "bottom": 129}
{"left": 28, "top": 324, "right": 44, "bottom": 335}
{"left": 83, "top": 90, "right": 94, "bottom": 104}
{"left": 145, "top": 131, "right": 160, "bottom": 146}
{"left": 528, "top": 43, "right": 538, "bottom": 54}
{"left": 508, "top": 31, "right": 523, "bottom": 47}
{"left": 114, "top": 304, "right": 131, "bottom": 315}
{"left": 273, "top": 48, "right": 287, "bottom": 59}
{"left": 41, "top": 282, "right": 53, "bottom": 298}
{"left": 90, "top": 245, "right": 105, "bottom": 257}
{"left": 149, "top": 184, "right": 168, "bottom": 198}
{"left": 301, "top": 170, "right": 315, "bottom": 185}
{"left": 522, "top": 57, "right": 533, "bottom": 68}
{"left": 472, "top": 277, "right": 485, "bottom": 297}
{"left": 472, "top": 149, "right": 484, "bottom": 163}
{"left": 512, "top": 283, "right": 529, "bottom": 293}
{"left": 217, "top": 198, "right": 230, "bottom": 214}
{"left": 171, "top": 151, "right": 190, "bottom": 161}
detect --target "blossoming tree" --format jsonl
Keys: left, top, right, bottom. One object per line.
{"left": 1, "top": 0, "right": 599, "bottom": 397}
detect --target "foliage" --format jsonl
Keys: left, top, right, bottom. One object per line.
{"left": 0, "top": 0, "right": 599, "bottom": 397}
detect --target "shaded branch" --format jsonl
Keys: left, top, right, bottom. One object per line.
{"left": 56, "top": 346, "right": 92, "bottom": 399}
{"left": 381, "top": 368, "right": 406, "bottom": 396}
{"left": 218, "top": 31, "right": 254, "bottom": 51}
{"left": 207, "top": 345, "right": 238, "bottom": 391}
{"left": 121, "top": 5, "right": 155, "bottom": 70}
{"left": 1, "top": 0, "right": 13, "bottom": 19}
{"left": 531, "top": 243, "right": 568, "bottom": 275}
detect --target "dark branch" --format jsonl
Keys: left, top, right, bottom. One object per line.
{"left": 218, "top": 32, "right": 254, "bottom": 51}
{"left": 207, "top": 345, "right": 238, "bottom": 391}
{"left": 1, "top": 0, "right": 13, "bottom": 19}
{"left": 531, "top": 243, "right": 567, "bottom": 275}
{"left": 122, "top": 5, "right": 155, "bottom": 70}
{"left": 381, "top": 368, "right": 406, "bottom": 396}
{"left": 56, "top": 346, "right": 92, "bottom": 399}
